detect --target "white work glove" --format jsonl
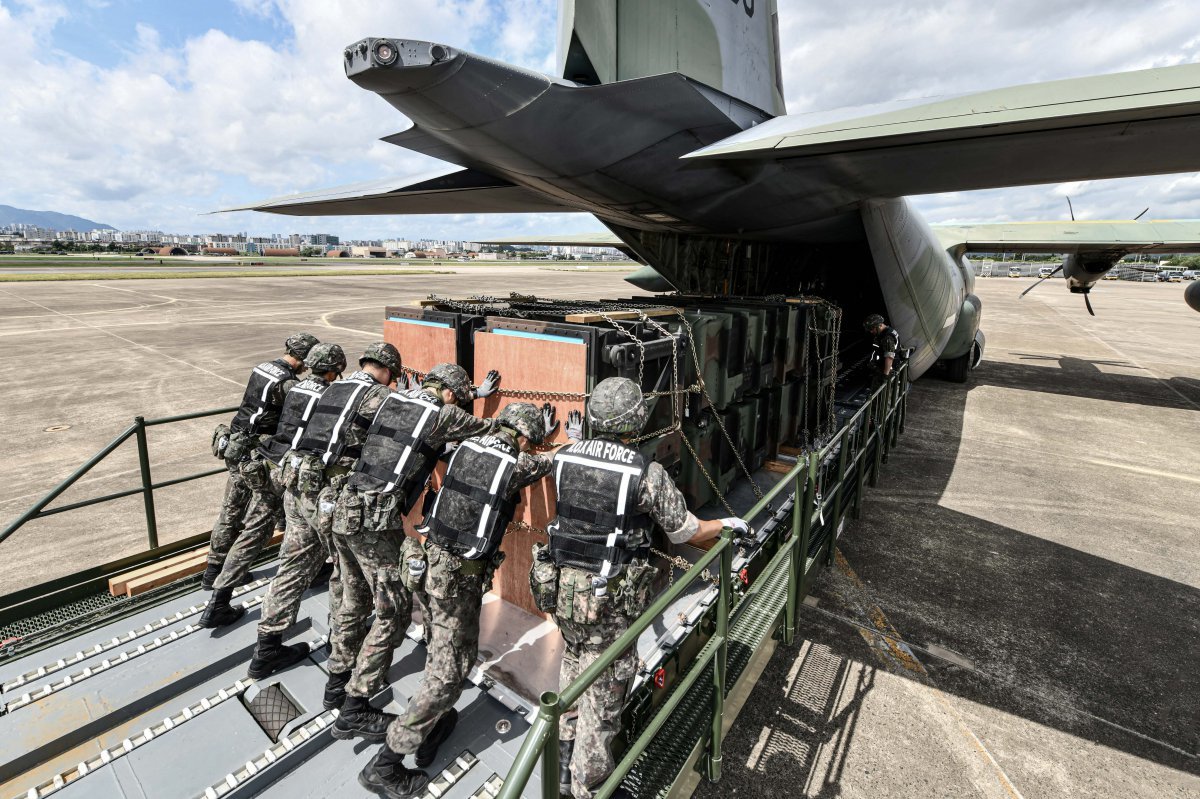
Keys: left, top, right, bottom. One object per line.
{"left": 565, "top": 409, "right": 584, "bottom": 441}
{"left": 720, "top": 517, "right": 753, "bottom": 543}
{"left": 541, "top": 403, "right": 559, "bottom": 438}
{"left": 474, "top": 369, "right": 501, "bottom": 399}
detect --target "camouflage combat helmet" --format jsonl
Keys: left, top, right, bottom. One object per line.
{"left": 862, "top": 314, "right": 886, "bottom": 332}
{"left": 587, "top": 377, "right": 647, "bottom": 436}
{"left": 284, "top": 332, "right": 320, "bottom": 359}
{"left": 424, "top": 363, "right": 473, "bottom": 404}
{"left": 359, "top": 341, "right": 403, "bottom": 380}
{"left": 497, "top": 402, "right": 546, "bottom": 444}
{"left": 305, "top": 343, "right": 347, "bottom": 376}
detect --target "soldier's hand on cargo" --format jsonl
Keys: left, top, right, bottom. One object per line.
{"left": 721, "top": 517, "right": 753, "bottom": 545}
{"left": 474, "top": 369, "right": 501, "bottom": 399}
{"left": 541, "top": 403, "right": 559, "bottom": 437}
{"left": 565, "top": 409, "right": 584, "bottom": 441}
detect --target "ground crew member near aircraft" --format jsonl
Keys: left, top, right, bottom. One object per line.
{"left": 864, "top": 313, "right": 900, "bottom": 386}
{"left": 543, "top": 377, "right": 751, "bottom": 799}
{"left": 357, "top": 401, "right": 570, "bottom": 796}
{"left": 247, "top": 342, "right": 403, "bottom": 679}
{"left": 200, "top": 342, "right": 346, "bottom": 628}
{"left": 327, "top": 363, "right": 502, "bottom": 741}
{"left": 202, "top": 333, "right": 318, "bottom": 592}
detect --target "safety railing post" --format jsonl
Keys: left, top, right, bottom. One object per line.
{"left": 899, "top": 365, "right": 909, "bottom": 434}
{"left": 799, "top": 453, "right": 816, "bottom": 594}
{"left": 831, "top": 433, "right": 849, "bottom": 548}
{"left": 134, "top": 416, "right": 159, "bottom": 550}
{"left": 540, "top": 692, "right": 561, "bottom": 799}
{"left": 880, "top": 379, "right": 892, "bottom": 464}
{"left": 783, "top": 467, "right": 803, "bottom": 646}
{"left": 868, "top": 390, "right": 884, "bottom": 488}
{"left": 708, "top": 528, "right": 733, "bottom": 783}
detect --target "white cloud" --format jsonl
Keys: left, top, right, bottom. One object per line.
{"left": 0, "top": 0, "right": 1198, "bottom": 237}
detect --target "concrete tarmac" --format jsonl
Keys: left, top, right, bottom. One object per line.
{"left": 0, "top": 272, "right": 1196, "bottom": 797}
{"left": 699, "top": 278, "right": 1200, "bottom": 798}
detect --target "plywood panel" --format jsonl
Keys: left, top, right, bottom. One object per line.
{"left": 471, "top": 330, "right": 590, "bottom": 617}
{"left": 383, "top": 318, "right": 458, "bottom": 376}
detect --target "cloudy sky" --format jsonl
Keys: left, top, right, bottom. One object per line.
{"left": 2, "top": 0, "right": 1199, "bottom": 238}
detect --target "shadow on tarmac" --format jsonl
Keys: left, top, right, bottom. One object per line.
{"left": 697, "top": 359, "right": 1200, "bottom": 797}
{"left": 982, "top": 354, "right": 1200, "bottom": 410}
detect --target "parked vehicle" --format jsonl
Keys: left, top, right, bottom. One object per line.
{"left": 1008, "top": 266, "right": 1022, "bottom": 278}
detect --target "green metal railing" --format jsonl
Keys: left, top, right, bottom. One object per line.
{"left": 1, "top": 406, "right": 237, "bottom": 550}
{"left": 496, "top": 364, "right": 909, "bottom": 798}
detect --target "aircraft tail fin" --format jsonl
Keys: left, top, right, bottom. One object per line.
{"left": 558, "top": 0, "right": 785, "bottom": 116}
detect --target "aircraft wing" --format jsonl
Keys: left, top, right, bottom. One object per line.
{"left": 683, "top": 63, "right": 1200, "bottom": 197}
{"left": 933, "top": 220, "right": 1200, "bottom": 255}
{"left": 477, "top": 232, "right": 625, "bottom": 247}
{"left": 218, "top": 166, "right": 573, "bottom": 216}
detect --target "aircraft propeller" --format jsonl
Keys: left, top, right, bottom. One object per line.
{"left": 1018, "top": 198, "right": 1154, "bottom": 316}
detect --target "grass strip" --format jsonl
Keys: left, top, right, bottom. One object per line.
{"left": 0, "top": 269, "right": 455, "bottom": 282}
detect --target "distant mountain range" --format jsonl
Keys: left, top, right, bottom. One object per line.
{"left": 0, "top": 204, "right": 116, "bottom": 231}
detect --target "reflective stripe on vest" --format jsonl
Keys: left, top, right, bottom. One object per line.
{"left": 294, "top": 374, "right": 375, "bottom": 465}
{"left": 350, "top": 391, "right": 442, "bottom": 494}
{"left": 258, "top": 379, "right": 327, "bottom": 466}
{"left": 548, "top": 440, "right": 651, "bottom": 578}
{"left": 419, "top": 435, "right": 518, "bottom": 560}
{"left": 230, "top": 359, "right": 293, "bottom": 436}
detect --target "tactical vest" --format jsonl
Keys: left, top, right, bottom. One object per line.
{"left": 871, "top": 326, "right": 900, "bottom": 362}
{"left": 257, "top": 377, "right": 329, "bottom": 466}
{"left": 420, "top": 432, "right": 520, "bottom": 560}
{"left": 230, "top": 359, "right": 295, "bottom": 436}
{"left": 547, "top": 438, "right": 652, "bottom": 578}
{"left": 346, "top": 390, "right": 442, "bottom": 511}
{"left": 294, "top": 372, "right": 378, "bottom": 466}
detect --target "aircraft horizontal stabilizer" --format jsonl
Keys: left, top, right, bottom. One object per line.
{"left": 933, "top": 220, "right": 1200, "bottom": 255}
{"left": 684, "top": 63, "right": 1200, "bottom": 197}
{"left": 217, "top": 166, "right": 573, "bottom": 216}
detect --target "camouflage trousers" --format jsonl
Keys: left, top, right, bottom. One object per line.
{"left": 210, "top": 459, "right": 284, "bottom": 590}
{"left": 555, "top": 567, "right": 647, "bottom": 799}
{"left": 387, "top": 542, "right": 485, "bottom": 754}
{"left": 257, "top": 485, "right": 342, "bottom": 637}
{"left": 332, "top": 527, "right": 413, "bottom": 698}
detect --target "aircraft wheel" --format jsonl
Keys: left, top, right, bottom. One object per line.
{"left": 944, "top": 352, "right": 970, "bottom": 383}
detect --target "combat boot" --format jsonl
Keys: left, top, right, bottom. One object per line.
{"left": 323, "top": 670, "right": 352, "bottom": 710}
{"left": 332, "top": 695, "right": 397, "bottom": 742}
{"left": 558, "top": 739, "right": 573, "bottom": 797}
{"left": 200, "top": 562, "right": 222, "bottom": 591}
{"left": 247, "top": 633, "right": 310, "bottom": 679}
{"left": 198, "top": 587, "right": 245, "bottom": 628}
{"left": 358, "top": 747, "right": 429, "bottom": 798}
{"left": 414, "top": 708, "right": 457, "bottom": 768}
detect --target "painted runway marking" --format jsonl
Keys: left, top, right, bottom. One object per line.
{"left": 0, "top": 289, "right": 243, "bottom": 386}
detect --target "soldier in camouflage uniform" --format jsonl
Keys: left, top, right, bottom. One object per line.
{"left": 357, "top": 402, "right": 570, "bottom": 796}
{"left": 199, "top": 332, "right": 318, "bottom": 628}
{"left": 864, "top": 313, "right": 901, "bottom": 388}
{"left": 543, "top": 377, "right": 750, "bottom": 799}
{"left": 328, "top": 363, "right": 502, "bottom": 743}
{"left": 247, "top": 342, "right": 402, "bottom": 679}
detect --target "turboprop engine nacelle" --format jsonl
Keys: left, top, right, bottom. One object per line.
{"left": 1062, "top": 252, "right": 1120, "bottom": 293}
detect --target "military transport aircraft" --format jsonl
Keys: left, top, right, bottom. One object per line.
{"left": 230, "top": 0, "right": 1200, "bottom": 380}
